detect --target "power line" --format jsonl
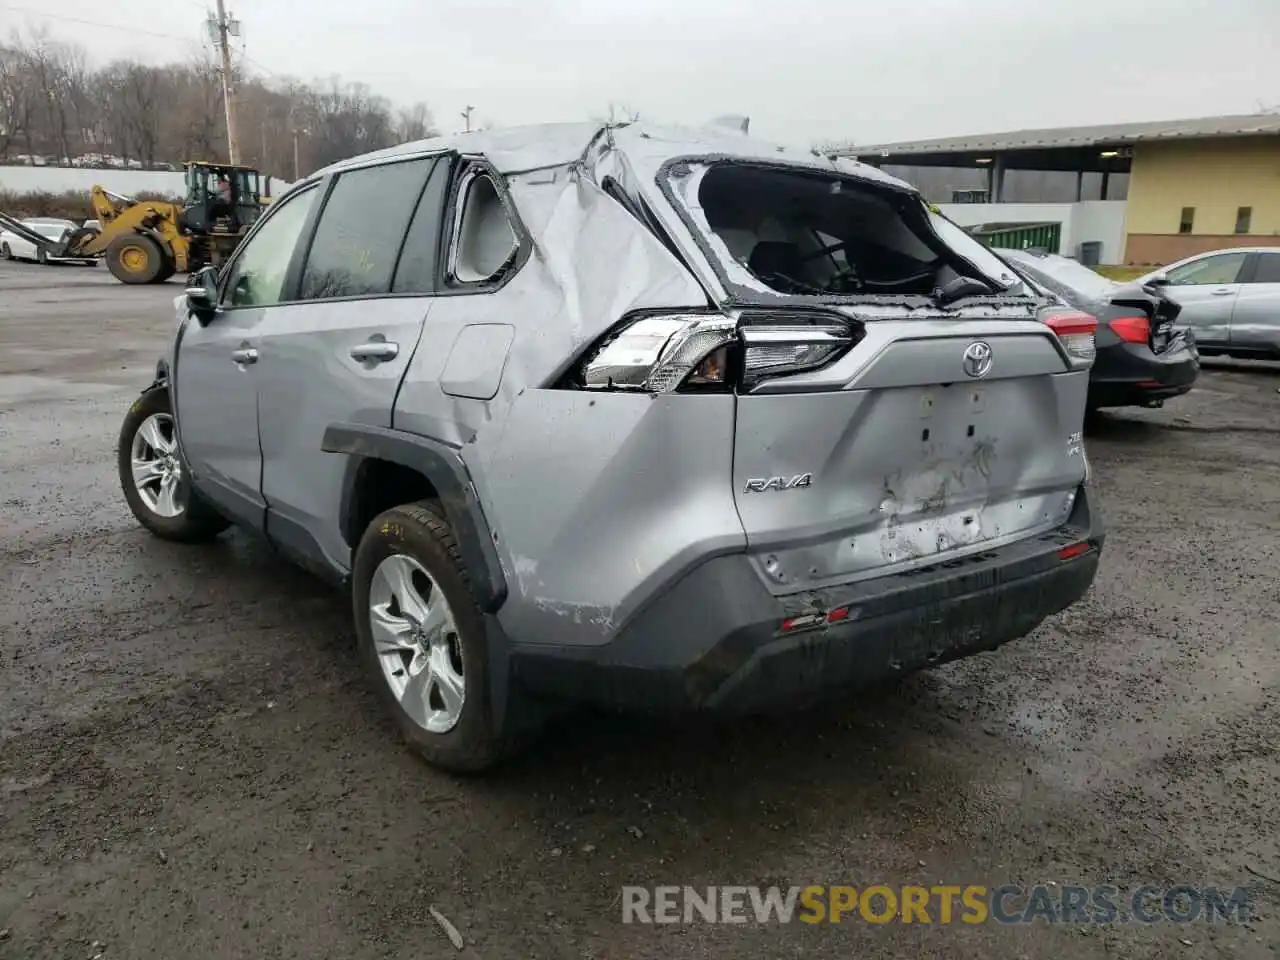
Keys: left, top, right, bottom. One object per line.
{"left": 240, "top": 52, "right": 278, "bottom": 78}
{"left": 0, "top": 4, "right": 193, "bottom": 42}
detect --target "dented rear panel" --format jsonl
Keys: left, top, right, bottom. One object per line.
{"left": 732, "top": 316, "right": 1089, "bottom": 595}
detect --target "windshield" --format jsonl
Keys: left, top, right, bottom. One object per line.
{"left": 667, "top": 162, "right": 1011, "bottom": 300}
{"left": 25, "top": 221, "right": 69, "bottom": 239}
{"left": 1000, "top": 250, "right": 1116, "bottom": 307}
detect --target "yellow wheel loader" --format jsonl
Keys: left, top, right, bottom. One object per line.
{"left": 61, "top": 162, "right": 271, "bottom": 285}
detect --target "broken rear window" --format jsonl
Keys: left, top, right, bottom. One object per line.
{"left": 666, "top": 161, "right": 1013, "bottom": 300}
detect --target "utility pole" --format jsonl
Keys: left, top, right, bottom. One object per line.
{"left": 460, "top": 105, "right": 475, "bottom": 133}
{"left": 209, "top": 0, "right": 241, "bottom": 164}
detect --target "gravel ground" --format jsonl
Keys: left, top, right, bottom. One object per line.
{"left": 1, "top": 260, "right": 1277, "bottom": 959}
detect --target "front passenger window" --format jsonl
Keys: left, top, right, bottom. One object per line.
{"left": 221, "top": 186, "right": 319, "bottom": 307}
{"left": 1165, "top": 252, "right": 1247, "bottom": 287}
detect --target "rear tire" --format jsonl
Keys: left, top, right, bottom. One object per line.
{"left": 1, "top": 242, "right": 11, "bottom": 260}
{"left": 353, "top": 501, "right": 518, "bottom": 772}
{"left": 106, "top": 233, "right": 164, "bottom": 284}
{"left": 118, "top": 387, "right": 230, "bottom": 543}
{"left": 35, "top": 248, "right": 47, "bottom": 265}
{"left": 155, "top": 249, "right": 177, "bottom": 283}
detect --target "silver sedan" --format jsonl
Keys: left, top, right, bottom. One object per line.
{"left": 1140, "top": 247, "right": 1280, "bottom": 359}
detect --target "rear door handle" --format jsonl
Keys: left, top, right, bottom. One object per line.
{"left": 350, "top": 341, "right": 399, "bottom": 362}
{"left": 1211, "top": 288, "right": 1234, "bottom": 296}
{"left": 231, "top": 347, "right": 258, "bottom": 364}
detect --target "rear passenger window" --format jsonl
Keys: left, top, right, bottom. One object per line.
{"left": 391, "top": 159, "right": 449, "bottom": 294}
{"left": 299, "top": 158, "right": 433, "bottom": 300}
{"left": 1251, "top": 253, "right": 1280, "bottom": 284}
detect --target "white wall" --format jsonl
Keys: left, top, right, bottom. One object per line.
{"left": 937, "top": 200, "right": 1128, "bottom": 264}
{"left": 1070, "top": 201, "right": 1129, "bottom": 265}
{"left": 0, "top": 166, "right": 186, "bottom": 197}
{"left": 0, "top": 166, "right": 294, "bottom": 199}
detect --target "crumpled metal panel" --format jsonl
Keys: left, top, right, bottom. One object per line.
{"left": 392, "top": 164, "right": 730, "bottom": 648}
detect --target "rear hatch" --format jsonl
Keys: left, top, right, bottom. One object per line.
{"left": 732, "top": 311, "right": 1089, "bottom": 592}
{"left": 638, "top": 154, "right": 1093, "bottom": 593}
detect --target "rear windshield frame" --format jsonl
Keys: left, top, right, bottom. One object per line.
{"left": 655, "top": 155, "right": 1036, "bottom": 309}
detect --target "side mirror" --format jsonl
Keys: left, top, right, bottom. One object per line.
{"left": 1145, "top": 272, "right": 1169, "bottom": 288}
{"left": 185, "top": 265, "right": 220, "bottom": 323}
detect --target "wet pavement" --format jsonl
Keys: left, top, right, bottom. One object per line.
{"left": 1, "top": 259, "right": 1277, "bottom": 959}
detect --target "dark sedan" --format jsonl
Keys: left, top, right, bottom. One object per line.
{"left": 1000, "top": 248, "right": 1199, "bottom": 411}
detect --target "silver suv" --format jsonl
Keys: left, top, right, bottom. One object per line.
{"left": 117, "top": 122, "right": 1104, "bottom": 771}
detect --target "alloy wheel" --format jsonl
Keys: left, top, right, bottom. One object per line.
{"left": 368, "top": 553, "right": 466, "bottom": 734}
{"left": 129, "top": 413, "right": 185, "bottom": 518}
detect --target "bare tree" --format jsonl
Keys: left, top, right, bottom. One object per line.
{"left": 0, "top": 41, "right": 36, "bottom": 159}
{"left": 94, "top": 62, "right": 133, "bottom": 163}
{"left": 303, "top": 78, "right": 395, "bottom": 168}
{"left": 395, "top": 102, "right": 438, "bottom": 143}
{"left": 164, "top": 56, "right": 226, "bottom": 164}
{"left": 0, "top": 24, "right": 436, "bottom": 176}
{"left": 592, "top": 102, "right": 641, "bottom": 125}
{"left": 17, "top": 28, "right": 87, "bottom": 162}
{"left": 121, "top": 63, "right": 164, "bottom": 167}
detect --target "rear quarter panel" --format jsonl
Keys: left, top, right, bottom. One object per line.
{"left": 392, "top": 166, "right": 732, "bottom": 647}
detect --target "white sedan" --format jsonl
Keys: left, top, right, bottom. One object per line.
{"left": 0, "top": 218, "right": 98, "bottom": 266}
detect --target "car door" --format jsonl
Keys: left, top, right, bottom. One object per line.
{"left": 254, "top": 154, "right": 450, "bottom": 574}
{"left": 173, "top": 183, "right": 321, "bottom": 530}
{"left": 13, "top": 222, "right": 39, "bottom": 260}
{"left": 1230, "top": 251, "right": 1280, "bottom": 356}
{"left": 1158, "top": 251, "right": 1250, "bottom": 348}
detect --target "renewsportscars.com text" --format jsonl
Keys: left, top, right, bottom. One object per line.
{"left": 621, "top": 884, "right": 1252, "bottom": 926}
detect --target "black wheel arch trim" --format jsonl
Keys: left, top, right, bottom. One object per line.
{"left": 322, "top": 422, "right": 508, "bottom": 612}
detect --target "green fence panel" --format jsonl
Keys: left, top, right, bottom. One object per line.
{"left": 971, "top": 222, "right": 1062, "bottom": 254}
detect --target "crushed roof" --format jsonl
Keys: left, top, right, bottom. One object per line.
{"left": 310, "top": 120, "right": 913, "bottom": 190}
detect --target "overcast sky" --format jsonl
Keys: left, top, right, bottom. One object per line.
{"left": 8, "top": 0, "right": 1280, "bottom": 146}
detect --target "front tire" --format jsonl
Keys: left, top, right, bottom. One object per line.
{"left": 1, "top": 242, "right": 12, "bottom": 260}
{"left": 118, "top": 387, "right": 230, "bottom": 542}
{"left": 106, "top": 233, "right": 164, "bottom": 284}
{"left": 353, "top": 502, "right": 511, "bottom": 772}
{"left": 36, "top": 248, "right": 47, "bottom": 265}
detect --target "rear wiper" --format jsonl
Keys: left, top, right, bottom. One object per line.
{"left": 933, "top": 275, "right": 996, "bottom": 307}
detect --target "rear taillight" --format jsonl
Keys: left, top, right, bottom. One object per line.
{"left": 579, "top": 313, "right": 736, "bottom": 392}
{"left": 1109, "top": 315, "right": 1150, "bottom": 344}
{"left": 1041, "top": 308, "right": 1098, "bottom": 366}
{"left": 739, "top": 318, "right": 853, "bottom": 390}
{"left": 573, "top": 311, "right": 854, "bottom": 393}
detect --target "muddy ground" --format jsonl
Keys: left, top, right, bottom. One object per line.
{"left": 1, "top": 260, "right": 1277, "bottom": 959}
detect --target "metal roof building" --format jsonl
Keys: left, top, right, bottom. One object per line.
{"left": 826, "top": 112, "right": 1280, "bottom": 172}
{"left": 825, "top": 113, "right": 1280, "bottom": 265}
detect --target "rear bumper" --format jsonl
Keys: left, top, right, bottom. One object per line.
{"left": 508, "top": 486, "right": 1103, "bottom": 714}
{"left": 1089, "top": 339, "right": 1198, "bottom": 408}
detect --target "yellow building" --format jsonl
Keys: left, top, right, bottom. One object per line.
{"left": 1124, "top": 135, "right": 1280, "bottom": 264}
{"left": 830, "top": 113, "right": 1280, "bottom": 266}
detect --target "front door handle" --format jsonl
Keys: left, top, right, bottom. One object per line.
{"left": 350, "top": 341, "right": 399, "bottom": 362}
{"left": 231, "top": 346, "right": 258, "bottom": 365}
{"left": 1211, "top": 287, "right": 1234, "bottom": 296}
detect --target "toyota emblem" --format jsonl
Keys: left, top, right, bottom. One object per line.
{"left": 962, "top": 341, "right": 993, "bottom": 379}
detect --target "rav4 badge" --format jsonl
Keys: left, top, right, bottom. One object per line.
{"left": 744, "top": 473, "right": 813, "bottom": 494}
